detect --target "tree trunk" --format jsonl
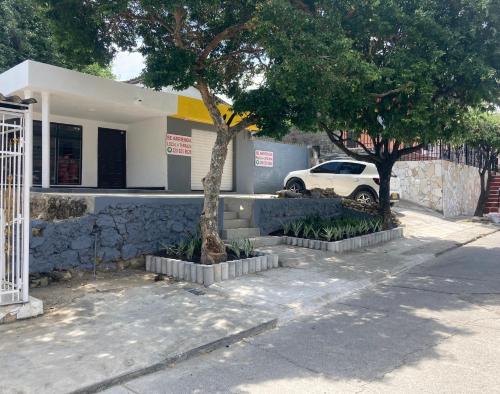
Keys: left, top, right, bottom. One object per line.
{"left": 376, "top": 161, "right": 395, "bottom": 230}
{"left": 196, "top": 82, "right": 231, "bottom": 265}
{"left": 474, "top": 169, "right": 490, "bottom": 217}
{"left": 199, "top": 131, "right": 231, "bottom": 264}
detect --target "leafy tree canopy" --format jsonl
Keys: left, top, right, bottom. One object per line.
{"left": 42, "top": 0, "right": 314, "bottom": 263}
{"left": 464, "top": 111, "right": 500, "bottom": 151}
{"left": 0, "top": 0, "right": 114, "bottom": 77}
{"left": 244, "top": 0, "right": 499, "bottom": 151}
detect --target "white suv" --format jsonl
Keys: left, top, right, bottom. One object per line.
{"left": 284, "top": 159, "right": 401, "bottom": 204}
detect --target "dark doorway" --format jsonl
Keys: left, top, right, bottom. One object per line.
{"left": 98, "top": 128, "right": 126, "bottom": 188}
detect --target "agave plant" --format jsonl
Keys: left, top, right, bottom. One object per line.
{"left": 303, "top": 223, "right": 314, "bottom": 239}
{"left": 281, "top": 221, "right": 291, "bottom": 236}
{"left": 228, "top": 240, "right": 242, "bottom": 258}
{"left": 177, "top": 239, "right": 188, "bottom": 258}
{"left": 241, "top": 238, "right": 254, "bottom": 258}
{"left": 159, "top": 242, "right": 177, "bottom": 257}
{"left": 291, "top": 220, "right": 304, "bottom": 238}
{"left": 311, "top": 226, "right": 321, "bottom": 240}
{"left": 321, "top": 226, "right": 336, "bottom": 242}
{"left": 372, "top": 218, "right": 383, "bottom": 232}
{"left": 185, "top": 239, "right": 197, "bottom": 261}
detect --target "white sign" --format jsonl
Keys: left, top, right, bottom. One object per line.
{"left": 166, "top": 133, "right": 192, "bottom": 156}
{"left": 255, "top": 150, "right": 274, "bottom": 167}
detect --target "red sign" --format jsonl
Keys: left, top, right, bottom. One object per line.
{"left": 255, "top": 150, "right": 274, "bottom": 167}
{"left": 166, "top": 133, "right": 192, "bottom": 156}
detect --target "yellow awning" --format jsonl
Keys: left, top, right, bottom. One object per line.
{"left": 171, "top": 95, "right": 258, "bottom": 131}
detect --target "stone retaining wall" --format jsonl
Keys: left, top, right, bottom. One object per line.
{"left": 393, "top": 160, "right": 483, "bottom": 217}
{"left": 30, "top": 196, "right": 213, "bottom": 272}
{"left": 29, "top": 194, "right": 351, "bottom": 273}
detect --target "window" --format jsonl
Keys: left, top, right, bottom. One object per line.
{"left": 312, "top": 162, "right": 341, "bottom": 174}
{"left": 33, "top": 121, "right": 82, "bottom": 185}
{"left": 338, "top": 162, "right": 366, "bottom": 175}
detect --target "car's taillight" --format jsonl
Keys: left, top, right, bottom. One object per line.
{"left": 373, "top": 178, "right": 380, "bottom": 185}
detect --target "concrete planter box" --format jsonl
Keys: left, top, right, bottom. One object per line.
{"left": 282, "top": 227, "right": 403, "bottom": 253}
{"left": 145, "top": 252, "right": 279, "bottom": 287}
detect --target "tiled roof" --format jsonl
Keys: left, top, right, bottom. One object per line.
{"left": 0, "top": 93, "right": 37, "bottom": 105}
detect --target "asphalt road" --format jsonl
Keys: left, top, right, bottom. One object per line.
{"left": 104, "top": 231, "right": 500, "bottom": 394}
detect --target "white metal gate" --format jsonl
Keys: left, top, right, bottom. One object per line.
{"left": 0, "top": 99, "right": 31, "bottom": 305}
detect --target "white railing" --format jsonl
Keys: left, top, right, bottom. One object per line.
{"left": 0, "top": 102, "right": 30, "bottom": 305}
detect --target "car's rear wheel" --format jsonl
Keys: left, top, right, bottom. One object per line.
{"left": 354, "top": 189, "right": 376, "bottom": 204}
{"left": 286, "top": 179, "right": 305, "bottom": 193}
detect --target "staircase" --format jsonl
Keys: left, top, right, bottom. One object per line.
{"left": 485, "top": 174, "right": 500, "bottom": 214}
{"left": 222, "top": 208, "right": 260, "bottom": 240}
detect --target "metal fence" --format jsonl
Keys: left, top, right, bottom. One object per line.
{"left": 0, "top": 101, "right": 31, "bottom": 305}
{"left": 400, "top": 142, "right": 499, "bottom": 172}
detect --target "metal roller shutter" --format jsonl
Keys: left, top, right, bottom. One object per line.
{"left": 191, "top": 129, "right": 233, "bottom": 191}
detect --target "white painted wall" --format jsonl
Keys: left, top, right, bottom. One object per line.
{"left": 32, "top": 112, "right": 128, "bottom": 187}
{"left": 127, "top": 117, "right": 168, "bottom": 188}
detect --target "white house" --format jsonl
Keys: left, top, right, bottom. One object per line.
{"left": 0, "top": 60, "right": 309, "bottom": 194}
{"left": 0, "top": 61, "right": 239, "bottom": 192}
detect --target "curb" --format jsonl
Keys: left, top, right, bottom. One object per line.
{"left": 69, "top": 318, "right": 278, "bottom": 394}
{"left": 434, "top": 228, "right": 499, "bottom": 257}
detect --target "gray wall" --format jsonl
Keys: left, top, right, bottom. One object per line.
{"left": 223, "top": 197, "right": 345, "bottom": 235}
{"left": 252, "top": 198, "right": 343, "bottom": 235}
{"left": 235, "top": 131, "right": 255, "bottom": 194}
{"left": 234, "top": 136, "right": 309, "bottom": 194}
{"left": 252, "top": 140, "right": 308, "bottom": 193}
{"left": 167, "top": 119, "right": 308, "bottom": 195}
{"left": 30, "top": 195, "right": 224, "bottom": 272}
{"left": 166, "top": 118, "right": 193, "bottom": 192}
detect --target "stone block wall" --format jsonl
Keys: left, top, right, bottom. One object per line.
{"left": 393, "top": 160, "right": 483, "bottom": 217}
{"left": 393, "top": 161, "right": 444, "bottom": 212}
{"left": 441, "top": 161, "right": 483, "bottom": 217}
{"left": 30, "top": 195, "right": 210, "bottom": 272}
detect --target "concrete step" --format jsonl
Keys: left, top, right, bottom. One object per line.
{"left": 250, "top": 236, "right": 283, "bottom": 248}
{"left": 223, "top": 218, "right": 250, "bottom": 229}
{"left": 223, "top": 211, "right": 238, "bottom": 220}
{"left": 223, "top": 227, "right": 261, "bottom": 240}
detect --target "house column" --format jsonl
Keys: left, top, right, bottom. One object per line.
{"left": 23, "top": 90, "right": 33, "bottom": 302}
{"left": 23, "top": 90, "right": 34, "bottom": 187}
{"left": 41, "top": 92, "right": 50, "bottom": 188}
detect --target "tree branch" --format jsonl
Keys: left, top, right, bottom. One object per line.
{"left": 198, "top": 23, "right": 251, "bottom": 62}
{"left": 196, "top": 80, "right": 228, "bottom": 133}
{"left": 173, "top": 6, "right": 187, "bottom": 48}
{"left": 340, "top": 131, "right": 375, "bottom": 156}
{"left": 322, "top": 126, "right": 377, "bottom": 163}
{"left": 228, "top": 115, "right": 257, "bottom": 134}
{"left": 396, "top": 143, "right": 425, "bottom": 158}
{"left": 369, "top": 82, "right": 413, "bottom": 98}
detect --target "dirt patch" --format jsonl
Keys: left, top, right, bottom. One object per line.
{"left": 30, "top": 269, "right": 165, "bottom": 312}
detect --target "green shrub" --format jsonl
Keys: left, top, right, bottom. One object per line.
{"left": 291, "top": 220, "right": 304, "bottom": 237}
{"left": 280, "top": 214, "right": 387, "bottom": 241}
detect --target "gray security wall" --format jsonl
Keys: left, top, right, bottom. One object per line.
{"left": 234, "top": 134, "right": 309, "bottom": 194}
{"left": 167, "top": 119, "right": 308, "bottom": 194}
{"left": 252, "top": 139, "right": 308, "bottom": 193}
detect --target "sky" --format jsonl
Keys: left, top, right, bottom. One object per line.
{"left": 111, "top": 50, "right": 264, "bottom": 104}
{"left": 111, "top": 51, "right": 145, "bottom": 81}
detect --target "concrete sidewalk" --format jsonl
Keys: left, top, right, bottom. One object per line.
{"left": 0, "top": 282, "right": 277, "bottom": 394}
{"left": 108, "top": 232, "right": 500, "bottom": 394}
{"left": 212, "top": 202, "right": 498, "bottom": 322}
{"left": 0, "top": 202, "right": 497, "bottom": 394}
